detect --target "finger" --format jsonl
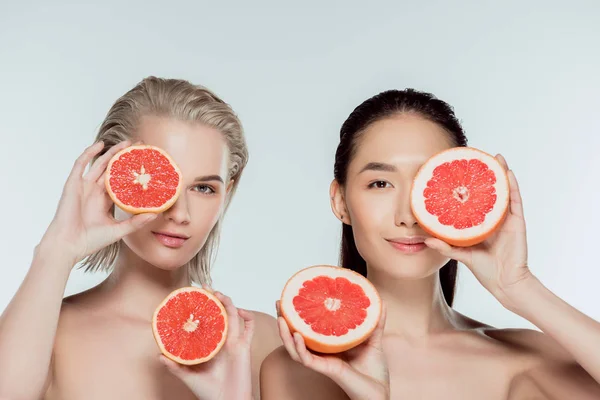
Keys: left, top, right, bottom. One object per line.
{"left": 366, "top": 301, "right": 387, "bottom": 350}
{"left": 214, "top": 292, "right": 240, "bottom": 335}
{"left": 507, "top": 169, "right": 525, "bottom": 218}
{"left": 278, "top": 316, "right": 301, "bottom": 362}
{"left": 214, "top": 292, "right": 237, "bottom": 318}
{"left": 159, "top": 355, "right": 194, "bottom": 386}
{"left": 495, "top": 153, "right": 509, "bottom": 171}
{"left": 159, "top": 354, "right": 188, "bottom": 376}
{"left": 112, "top": 213, "right": 157, "bottom": 238}
{"left": 86, "top": 140, "right": 131, "bottom": 183}
{"left": 96, "top": 169, "right": 107, "bottom": 187}
{"left": 275, "top": 300, "right": 281, "bottom": 317}
{"left": 424, "top": 237, "right": 469, "bottom": 265}
{"left": 238, "top": 308, "right": 255, "bottom": 344}
{"left": 67, "top": 142, "right": 105, "bottom": 183}
{"left": 293, "top": 333, "right": 334, "bottom": 377}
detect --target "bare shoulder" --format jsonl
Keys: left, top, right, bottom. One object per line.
{"left": 250, "top": 311, "right": 278, "bottom": 336}
{"left": 61, "top": 285, "right": 106, "bottom": 314}
{"left": 452, "top": 311, "right": 568, "bottom": 360}
{"left": 480, "top": 327, "right": 573, "bottom": 362}
{"left": 57, "top": 287, "right": 108, "bottom": 335}
{"left": 448, "top": 313, "right": 600, "bottom": 398}
{"left": 480, "top": 328, "right": 600, "bottom": 399}
{"left": 260, "top": 346, "right": 347, "bottom": 400}
{"left": 46, "top": 288, "right": 110, "bottom": 399}
{"left": 247, "top": 311, "right": 280, "bottom": 356}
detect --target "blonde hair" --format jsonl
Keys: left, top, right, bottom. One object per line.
{"left": 80, "top": 76, "right": 248, "bottom": 285}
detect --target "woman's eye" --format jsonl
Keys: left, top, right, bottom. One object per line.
{"left": 368, "top": 181, "right": 390, "bottom": 189}
{"left": 192, "top": 184, "right": 215, "bottom": 194}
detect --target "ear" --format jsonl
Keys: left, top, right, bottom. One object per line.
{"left": 225, "top": 179, "right": 235, "bottom": 195}
{"left": 329, "top": 179, "right": 351, "bottom": 225}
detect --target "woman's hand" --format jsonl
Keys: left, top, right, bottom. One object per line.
{"left": 425, "top": 154, "right": 532, "bottom": 310}
{"left": 39, "top": 140, "right": 157, "bottom": 266}
{"left": 276, "top": 300, "right": 389, "bottom": 400}
{"left": 160, "top": 290, "right": 255, "bottom": 400}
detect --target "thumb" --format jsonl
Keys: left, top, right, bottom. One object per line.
{"left": 159, "top": 355, "right": 192, "bottom": 383}
{"left": 114, "top": 213, "right": 157, "bottom": 237}
{"left": 425, "top": 238, "right": 469, "bottom": 265}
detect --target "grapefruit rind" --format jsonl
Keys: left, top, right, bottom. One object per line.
{"left": 152, "top": 287, "right": 228, "bottom": 365}
{"left": 105, "top": 144, "right": 183, "bottom": 215}
{"left": 410, "top": 147, "right": 509, "bottom": 247}
{"left": 280, "top": 265, "right": 382, "bottom": 354}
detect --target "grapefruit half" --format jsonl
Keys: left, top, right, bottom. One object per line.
{"left": 105, "top": 145, "right": 182, "bottom": 214}
{"left": 410, "top": 147, "right": 509, "bottom": 247}
{"left": 280, "top": 265, "right": 382, "bottom": 354}
{"left": 152, "top": 287, "right": 228, "bottom": 365}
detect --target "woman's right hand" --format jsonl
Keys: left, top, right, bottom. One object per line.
{"left": 39, "top": 140, "right": 157, "bottom": 266}
{"left": 276, "top": 300, "right": 390, "bottom": 400}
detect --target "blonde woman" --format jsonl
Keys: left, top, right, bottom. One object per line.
{"left": 0, "top": 77, "right": 279, "bottom": 400}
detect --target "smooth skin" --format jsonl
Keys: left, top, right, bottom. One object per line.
{"left": 0, "top": 116, "right": 280, "bottom": 400}
{"left": 261, "top": 114, "right": 600, "bottom": 400}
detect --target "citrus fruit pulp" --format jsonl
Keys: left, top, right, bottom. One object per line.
{"left": 280, "top": 265, "right": 382, "bottom": 354}
{"left": 105, "top": 144, "right": 182, "bottom": 214}
{"left": 410, "top": 147, "right": 509, "bottom": 247}
{"left": 152, "top": 287, "right": 228, "bottom": 365}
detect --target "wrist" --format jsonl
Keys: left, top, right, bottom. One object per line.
{"left": 497, "top": 272, "right": 542, "bottom": 315}
{"left": 34, "top": 239, "right": 78, "bottom": 271}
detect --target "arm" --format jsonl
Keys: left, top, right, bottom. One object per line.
{"left": 507, "top": 276, "right": 600, "bottom": 385}
{"left": 0, "top": 246, "right": 73, "bottom": 400}
{"left": 0, "top": 140, "right": 156, "bottom": 400}
{"left": 426, "top": 154, "right": 600, "bottom": 390}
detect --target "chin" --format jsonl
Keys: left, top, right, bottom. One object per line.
{"left": 367, "top": 248, "right": 449, "bottom": 280}
{"left": 147, "top": 258, "right": 189, "bottom": 271}
{"left": 139, "top": 249, "right": 195, "bottom": 270}
{"left": 122, "top": 236, "right": 199, "bottom": 271}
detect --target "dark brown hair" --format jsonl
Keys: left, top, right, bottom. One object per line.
{"left": 333, "top": 89, "right": 467, "bottom": 306}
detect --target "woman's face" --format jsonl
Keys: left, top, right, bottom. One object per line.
{"left": 331, "top": 113, "right": 454, "bottom": 279}
{"left": 116, "top": 115, "right": 231, "bottom": 270}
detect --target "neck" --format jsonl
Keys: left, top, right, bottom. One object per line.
{"left": 367, "top": 265, "right": 457, "bottom": 341}
{"left": 99, "top": 243, "right": 191, "bottom": 320}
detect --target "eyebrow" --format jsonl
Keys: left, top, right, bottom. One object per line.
{"left": 359, "top": 162, "right": 398, "bottom": 174}
{"left": 194, "top": 175, "right": 224, "bottom": 183}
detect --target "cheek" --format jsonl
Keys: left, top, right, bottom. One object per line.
{"left": 347, "top": 189, "right": 394, "bottom": 231}
{"left": 189, "top": 196, "right": 225, "bottom": 232}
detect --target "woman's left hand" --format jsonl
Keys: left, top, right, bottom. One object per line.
{"left": 425, "top": 154, "right": 533, "bottom": 309}
{"left": 159, "top": 288, "right": 255, "bottom": 400}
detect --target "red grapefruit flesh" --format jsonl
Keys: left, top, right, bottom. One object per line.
{"left": 105, "top": 145, "right": 182, "bottom": 214}
{"left": 152, "top": 287, "right": 228, "bottom": 365}
{"left": 280, "top": 265, "right": 382, "bottom": 354}
{"left": 410, "top": 147, "right": 509, "bottom": 247}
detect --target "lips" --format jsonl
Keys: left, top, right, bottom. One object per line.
{"left": 152, "top": 231, "right": 190, "bottom": 248}
{"left": 153, "top": 231, "right": 190, "bottom": 240}
{"left": 386, "top": 236, "right": 427, "bottom": 253}
{"left": 387, "top": 236, "right": 427, "bottom": 245}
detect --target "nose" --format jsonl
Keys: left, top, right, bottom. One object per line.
{"left": 394, "top": 183, "right": 418, "bottom": 228}
{"left": 163, "top": 191, "right": 191, "bottom": 225}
